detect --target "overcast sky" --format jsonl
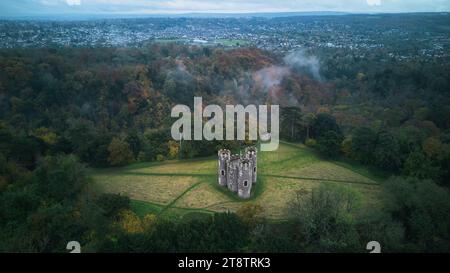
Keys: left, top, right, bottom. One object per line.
{"left": 1, "top": 0, "right": 449, "bottom": 16}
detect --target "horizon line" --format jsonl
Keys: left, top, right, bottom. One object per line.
{"left": 1, "top": 10, "right": 449, "bottom": 20}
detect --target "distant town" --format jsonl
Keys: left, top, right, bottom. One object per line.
{"left": 1, "top": 13, "right": 449, "bottom": 59}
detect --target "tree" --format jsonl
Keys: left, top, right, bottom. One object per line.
{"left": 125, "top": 132, "right": 141, "bottom": 158}
{"left": 167, "top": 140, "right": 180, "bottom": 159}
{"left": 142, "top": 214, "right": 157, "bottom": 232}
{"left": 236, "top": 204, "right": 265, "bottom": 228}
{"left": 141, "top": 129, "right": 170, "bottom": 161}
{"left": 281, "top": 106, "right": 302, "bottom": 141}
{"left": 403, "top": 150, "right": 441, "bottom": 181}
{"left": 288, "top": 184, "right": 361, "bottom": 252}
{"left": 179, "top": 140, "right": 199, "bottom": 159}
{"left": 438, "top": 144, "right": 450, "bottom": 187}
{"left": 301, "top": 113, "right": 316, "bottom": 140}
{"left": 351, "top": 127, "right": 378, "bottom": 165}
{"left": 107, "top": 137, "right": 135, "bottom": 166}
{"left": 96, "top": 194, "right": 131, "bottom": 218}
{"left": 65, "top": 119, "right": 97, "bottom": 161}
{"left": 356, "top": 210, "right": 405, "bottom": 252}
{"left": 117, "top": 210, "right": 144, "bottom": 234}
{"left": 311, "top": 113, "right": 342, "bottom": 139}
{"left": 163, "top": 78, "right": 177, "bottom": 99}
{"left": 422, "top": 137, "right": 442, "bottom": 159}
{"left": 33, "top": 154, "right": 87, "bottom": 202}
{"left": 317, "top": 131, "right": 343, "bottom": 158}
{"left": 384, "top": 177, "right": 450, "bottom": 252}
{"left": 88, "top": 133, "right": 112, "bottom": 167}
{"left": 0, "top": 154, "right": 99, "bottom": 252}
{"left": 373, "top": 132, "right": 401, "bottom": 171}
{"left": 26, "top": 204, "right": 77, "bottom": 252}
{"left": 341, "top": 137, "right": 352, "bottom": 157}
{"left": 0, "top": 124, "right": 40, "bottom": 169}
{"left": 33, "top": 127, "right": 58, "bottom": 146}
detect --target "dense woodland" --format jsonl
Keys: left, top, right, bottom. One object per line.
{"left": 1, "top": 44, "right": 450, "bottom": 252}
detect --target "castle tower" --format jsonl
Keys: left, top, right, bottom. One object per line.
{"left": 227, "top": 155, "right": 239, "bottom": 192}
{"left": 237, "top": 158, "right": 253, "bottom": 199}
{"left": 245, "top": 146, "right": 257, "bottom": 184}
{"left": 218, "top": 149, "right": 230, "bottom": 187}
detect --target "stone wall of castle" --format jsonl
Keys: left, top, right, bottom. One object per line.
{"left": 217, "top": 147, "right": 257, "bottom": 199}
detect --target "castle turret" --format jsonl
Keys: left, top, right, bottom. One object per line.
{"left": 245, "top": 146, "right": 257, "bottom": 184}
{"left": 237, "top": 158, "right": 253, "bottom": 199}
{"left": 218, "top": 147, "right": 256, "bottom": 199}
{"left": 227, "top": 155, "right": 239, "bottom": 192}
{"left": 218, "top": 149, "right": 230, "bottom": 187}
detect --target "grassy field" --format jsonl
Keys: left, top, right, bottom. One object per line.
{"left": 214, "top": 39, "right": 251, "bottom": 46}
{"left": 149, "top": 38, "right": 250, "bottom": 47}
{"left": 151, "top": 38, "right": 188, "bottom": 44}
{"left": 91, "top": 142, "right": 384, "bottom": 220}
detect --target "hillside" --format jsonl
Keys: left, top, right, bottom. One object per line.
{"left": 92, "top": 142, "right": 383, "bottom": 220}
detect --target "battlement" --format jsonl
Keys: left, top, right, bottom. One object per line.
{"left": 245, "top": 147, "right": 257, "bottom": 184}
{"left": 218, "top": 149, "right": 231, "bottom": 158}
{"left": 217, "top": 146, "right": 257, "bottom": 199}
{"left": 230, "top": 154, "right": 240, "bottom": 161}
{"left": 239, "top": 158, "right": 251, "bottom": 169}
{"left": 218, "top": 149, "right": 231, "bottom": 187}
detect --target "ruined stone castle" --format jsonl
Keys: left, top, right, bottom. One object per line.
{"left": 218, "top": 147, "right": 257, "bottom": 199}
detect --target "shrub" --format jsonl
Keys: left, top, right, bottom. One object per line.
{"left": 305, "top": 138, "right": 317, "bottom": 147}
{"left": 107, "top": 137, "right": 135, "bottom": 166}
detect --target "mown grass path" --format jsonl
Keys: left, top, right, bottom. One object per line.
{"left": 92, "top": 142, "right": 385, "bottom": 219}
{"left": 263, "top": 174, "right": 379, "bottom": 186}
{"left": 158, "top": 180, "right": 205, "bottom": 215}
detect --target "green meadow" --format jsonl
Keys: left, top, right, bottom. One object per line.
{"left": 91, "top": 142, "right": 384, "bottom": 220}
